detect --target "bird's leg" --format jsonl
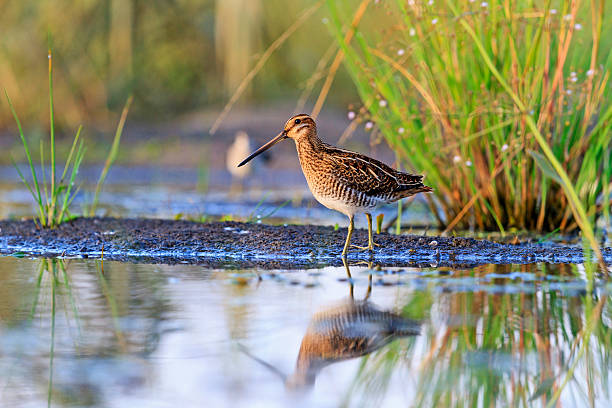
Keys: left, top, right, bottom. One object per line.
{"left": 342, "top": 215, "right": 355, "bottom": 257}
{"left": 367, "top": 213, "right": 382, "bottom": 248}
{"left": 351, "top": 213, "right": 381, "bottom": 251}
{"left": 364, "top": 273, "right": 373, "bottom": 301}
{"left": 342, "top": 257, "right": 354, "bottom": 299}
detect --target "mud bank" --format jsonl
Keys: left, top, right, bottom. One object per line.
{"left": 0, "top": 217, "right": 610, "bottom": 269}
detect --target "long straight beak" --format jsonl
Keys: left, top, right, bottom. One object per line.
{"left": 237, "top": 131, "right": 287, "bottom": 167}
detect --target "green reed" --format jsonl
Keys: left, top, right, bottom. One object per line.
{"left": 88, "top": 95, "right": 133, "bottom": 217}
{"left": 327, "top": 1, "right": 612, "bottom": 244}
{"left": 7, "top": 50, "right": 131, "bottom": 226}
{"left": 6, "top": 50, "right": 85, "bottom": 228}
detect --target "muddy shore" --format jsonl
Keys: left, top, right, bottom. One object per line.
{"left": 0, "top": 217, "right": 610, "bottom": 269}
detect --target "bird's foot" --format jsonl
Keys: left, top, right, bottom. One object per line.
{"left": 350, "top": 243, "right": 380, "bottom": 252}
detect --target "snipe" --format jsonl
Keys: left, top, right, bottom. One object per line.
{"left": 238, "top": 114, "right": 432, "bottom": 256}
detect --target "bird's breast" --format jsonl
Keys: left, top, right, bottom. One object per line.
{"left": 296, "top": 147, "right": 380, "bottom": 216}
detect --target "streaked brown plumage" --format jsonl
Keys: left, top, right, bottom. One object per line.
{"left": 238, "top": 114, "right": 432, "bottom": 256}
{"left": 285, "top": 297, "right": 420, "bottom": 389}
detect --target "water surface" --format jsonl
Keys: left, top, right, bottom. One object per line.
{"left": 0, "top": 256, "right": 609, "bottom": 407}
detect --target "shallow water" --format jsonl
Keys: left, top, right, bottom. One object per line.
{"left": 0, "top": 165, "right": 433, "bottom": 227}
{"left": 1, "top": 165, "right": 611, "bottom": 407}
{"left": 0, "top": 256, "right": 610, "bottom": 407}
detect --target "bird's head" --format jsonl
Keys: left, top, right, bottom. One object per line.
{"left": 237, "top": 114, "right": 316, "bottom": 167}
{"left": 282, "top": 114, "right": 316, "bottom": 140}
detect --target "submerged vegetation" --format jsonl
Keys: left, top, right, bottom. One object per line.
{"left": 6, "top": 50, "right": 131, "bottom": 228}
{"left": 328, "top": 1, "right": 612, "bottom": 237}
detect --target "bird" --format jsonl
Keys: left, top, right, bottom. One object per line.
{"left": 226, "top": 131, "right": 253, "bottom": 193}
{"left": 238, "top": 113, "right": 433, "bottom": 256}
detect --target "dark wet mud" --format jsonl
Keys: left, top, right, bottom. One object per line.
{"left": 0, "top": 217, "right": 610, "bottom": 268}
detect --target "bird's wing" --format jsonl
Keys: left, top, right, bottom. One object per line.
{"left": 324, "top": 145, "right": 425, "bottom": 197}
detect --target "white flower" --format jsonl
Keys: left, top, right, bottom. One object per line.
{"left": 409, "top": 28, "right": 416, "bottom": 36}
{"left": 321, "top": 17, "right": 329, "bottom": 24}
{"left": 431, "top": 18, "right": 438, "bottom": 25}
{"left": 481, "top": 2, "right": 488, "bottom": 7}
{"left": 564, "top": 14, "right": 572, "bottom": 21}
{"left": 550, "top": 9, "right": 557, "bottom": 14}
{"left": 570, "top": 76, "right": 578, "bottom": 83}
{"left": 453, "top": 155, "right": 461, "bottom": 163}
{"left": 397, "top": 48, "right": 405, "bottom": 56}
{"left": 575, "top": 23, "right": 582, "bottom": 30}
{"left": 398, "top": 127, "right": 405, "bottom": 134}
{"left": 566, "top": 89, "right": 572, "bottom": 95}
{"left": 586, "top": 69, "right": 595, "bottom": 77}
{"left": 347, "top": 111, "right": 356, "bottom": 120}
{"left": 501, "top": 144, "right": 508, "bottom": 152}
{"left": 465, "top": 160, "right": 473, "bottom": 167}
{"left": 570, "top": 71, "right": 577, "bottom": 77}
{"left": 428, "top": 0, "right": 434, "bottom": 5}
{"left": 408, "top": 0, "right": 415, "bottom": 5}
{"left": 379, "top": 100, "right": 387, "bottom": 107}
{"left": 365, "top": 121, "right": 374, "bottom": 130}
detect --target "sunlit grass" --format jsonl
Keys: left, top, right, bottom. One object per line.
{"left": 327, "top": 1, "right": 612, "bottom": 246}
{"left": 6, "top": 50, "right": 132, "bottom": 226}
{"left": 6, "top": 50, "right": 85, "bottom": 228}
{"left": 87, "top": 95, "right": 133, "bottom": 217}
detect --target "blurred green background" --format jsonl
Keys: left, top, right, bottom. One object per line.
{"left": 0, "top": 0, "right": 357, "bottom": 134}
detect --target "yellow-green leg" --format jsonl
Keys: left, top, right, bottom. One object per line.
{"left": 351, "top": 213, "right": 381, "bottom": 251}
{"left": 342, "top": 215, "right": 355, "bottom": 257}
{"left": 342, "top": 257, "right": 354, "bottom": 298}
{"left": 364, "top": 273, "right": 372, "bottom": 300}
{"left": 342, "top": 257, "right": 371, "bottom": 300}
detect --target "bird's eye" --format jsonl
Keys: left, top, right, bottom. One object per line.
{"left": 294, "top": 119, "right": 301, "bottom": 124}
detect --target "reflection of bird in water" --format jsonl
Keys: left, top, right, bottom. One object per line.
{"left": 285, "top": 263, "right": 420, "bottom": 390}
{"left": 238, "top": 114, "right": 432, "bottom": 256}
{"left": 239, "top": 261, "right": 420, "bottom": 391}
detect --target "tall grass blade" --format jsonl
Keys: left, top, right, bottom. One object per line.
{"left": 210, "top": 1, "right": 323, "bottom": 134}
{"left": 58, "top": 140, "right": 86, "bottom": 224}
{"left": 90, "top": 96, "right": 133, "bottom": 217}
{"left": 5, "top": 91, "right": 45, "bottom": 225}
{"left": 328, "top": 0, "right": 610, "bottom": 267}
{"left": 48, "top": 49, "right": 56, "bottom": 228}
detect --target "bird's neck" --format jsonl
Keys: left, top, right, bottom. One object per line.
{"left": 294, "top": 131, "right": 323, "bottom": 164}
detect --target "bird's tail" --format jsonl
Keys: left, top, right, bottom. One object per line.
{"left": 395, "top": 184, "right": 433, "bottom": 199}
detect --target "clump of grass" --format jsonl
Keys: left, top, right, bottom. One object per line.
{"left": 7, "top": 50, "right": 132, "bottom": 227}
{"left": 328, "top": 1, "right": 612, "bottom": 241}
{"left": 6, "top": 50, "right": 85, "bottom": 228}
